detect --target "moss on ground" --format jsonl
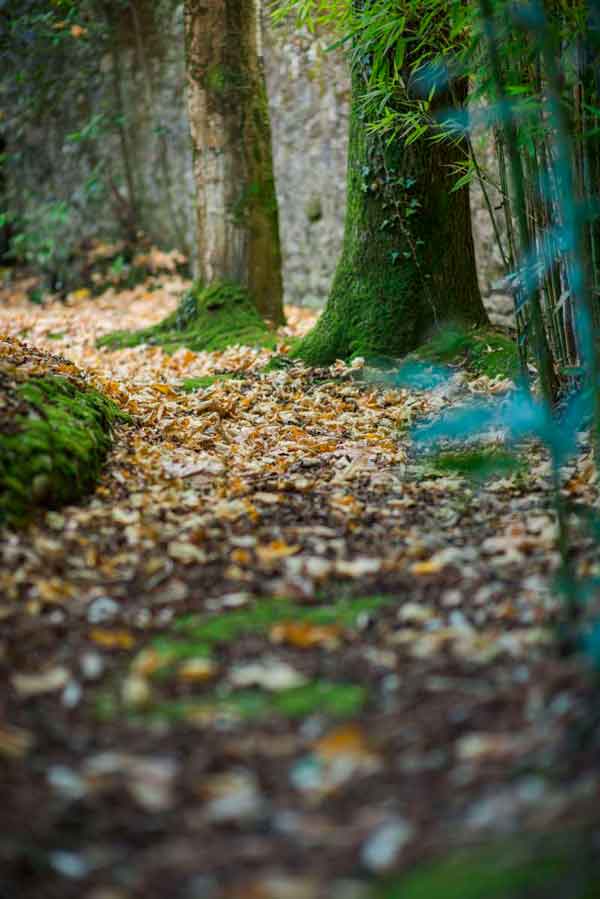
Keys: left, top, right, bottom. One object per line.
{"left": 0, "top": 374, "right": 125, "bottom": 527}
{"left": 179, "top": 373, "right": 239, "bottom": 392}
{"left": 97, "top": 281, "right": 276, "bottom": 354}
{"left": 172, "top": 594, "right": 392, "bottom": 644}
{"left": 123, "top": 681, "right": 367, "bottom": 726}
{"left": 96, "top": 596, "right": 390, "bottom": 724}
{"left": 375, "top": 836, "right": 599, "bottom": 898}
{"left": 420, "top": 448, "right": 526, "bottom": 482}
{"left": 141, "top": 595, "right": 391, "bottom": 677}
{"left": 414, "top": 327, "right": 520, "bottom": 380}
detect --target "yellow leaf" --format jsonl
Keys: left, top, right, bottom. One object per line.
{"left": 177, "top": 658, "right": 218, "bottom": 682}
{"left": 36, "top": 578, "right": 76, "bottom": 603}
{"left": 70, "top": 287, "right": 90, "bottom": 301}
{"left": 151, "top": 383, "right": 178, "bottom": 397}
{"left": 89, "top": 628, "right": 135, "bottom": 650}
{"left": 411, "top": 559, "right": 443, "bottom": 576}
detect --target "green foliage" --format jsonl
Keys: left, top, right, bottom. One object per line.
{"left": 179, "top": 373, "right": 239, "bottom": 392}
{"left": 415, "top": 327, "right": 521, "bottom": 380}
{"left": 422, "top": 447, "right": 525, "bottom": 481}
{"left": 95, "top": 596, "right": 390, "bottom": 725}
{"left": 173, "top": 594, "right": 392, "bottom": 644}
{"left": 4, "top": 200, "right": 73, "bottom": 289}
{"left": 123, "top": 681, "right": 367, "bottom": 725}
{"left": 98, "top": 281, "right": 276, "bottom": 353}
{"left": 0, "top": 374, "right": 126, "bottom": 527}
{"left": 0, "top": 0, "right": 139, "bottom": 285}
{"left": 374, "top": 837, "right": 598, "bottom": 899}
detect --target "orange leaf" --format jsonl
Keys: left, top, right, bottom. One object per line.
{"left": 270, "top": 620, "right": 340, "bottom": 649}
{"left": 230, "top": 548, "right": 251, "bottom": 565}
{"left": 314, "top": 724, "right": 373, "bottom": 761}
{"left": 256, "top": 540, "right": 300, "bottom": 564}
{"left": 70, "top": 24, "right": 87, "bottom": 38}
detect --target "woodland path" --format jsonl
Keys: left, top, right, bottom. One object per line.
{"left": 1, "top": 277, "right": 599, "bottom": 899}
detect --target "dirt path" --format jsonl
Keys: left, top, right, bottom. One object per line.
{"left": 1, "top": 284, "right": 599, "bottom": 898}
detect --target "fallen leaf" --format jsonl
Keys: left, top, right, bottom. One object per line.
{"left": 256, "top": 540, "right": 301, "bottom": 563}
{"left": 89, "top": 628, "right": 136, "bottom": 650}
{"left": 270, "top": 621, "right": 341, "bottom": 649}
{"left": 229, "top": 659, "right": 306, "bottom": 690}
{"left": 12, "top": 667, "right": 70, "bottom": 697}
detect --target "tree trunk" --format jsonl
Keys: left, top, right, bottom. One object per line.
{"left": 295, "top": 66, "right": 488, "bottom": 366}
{"left": 184, "top": 0, "right": 284, "bottom": 325}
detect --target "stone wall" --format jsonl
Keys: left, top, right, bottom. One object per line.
{"left": 264, "top": 22, "right": 349, "bottom": 308}
{"left": 3, "top": 1, "right": 195, "bottom": 284}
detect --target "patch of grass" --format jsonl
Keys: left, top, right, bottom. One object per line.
{"left": 415, "top": 327, "right": 520, "bottom": 380}
{"left": 46, "top": 332, "right": 65, "bottom": 341}
{"left": 179, "top": 373, "right": 238, "bottom": 392}
{"left": 262, "top": 353, "right": 297, "bottom": 372}
{"left": 129, "top": 681, "right": 367, "bottom": 725}
{"left": 272, "top": 681, "right": 367, "bottom": 717}
{"left": 0, "top": 374, "right": 127, "bottom": 527}
{"left": 96, "top": 597, "right": 393, "bottom": 725}
{"left": 173, "top": 595, "right": 392, "bottom": 643}
{"left": 98, "top": 280, "right": 275, "bottom": 354}
{"left": 375, "top": 838, "right": 599, "bottom": 899}
{"left": 118, "top": 597, "right": 392, "bottom": 683}
{"left": 421, "top": 448, "right": 526, "bottom": 482}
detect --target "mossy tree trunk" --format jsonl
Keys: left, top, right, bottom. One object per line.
{"left": 184, "top": 0, "right": 284, "bottom": 325}
{"left": 295, "top": 62, "right": 488, "bottom": 366}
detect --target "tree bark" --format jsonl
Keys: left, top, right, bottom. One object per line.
{"left": 184, "top": 0, "right": 284, "bottom": 324}
{"left": 295, "top": 63, "right": 488, "bottom": 366}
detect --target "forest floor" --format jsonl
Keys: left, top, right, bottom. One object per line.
{"left": 1, "top": 273, "right": 600, "bottom": 899}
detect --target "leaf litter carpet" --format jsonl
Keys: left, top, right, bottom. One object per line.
{"left": 1, "top": 280, "right": 600, "bottom": 899}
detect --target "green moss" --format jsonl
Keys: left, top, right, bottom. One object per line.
{"left": 179, "top": 373, "right": 239, "bottom": 392}
{"left": 293, "top": 65, "right": 486, "bottom": 368}
{"left": 421, "top": 448, "right": 526, "bottom": 482}
{"left": 93, "top": 596, "right": 390, "bottom": 724}
{"left": 126, "top": 680, "right": 367, "bottom": 726}
{"left": 375, "top": 837, "right": 599, "bottom": 899}
{"left": 262, "top": 347, "right": 301, "bottom": 371}
{"left": 305, "top": 196, "right": 323, "bottom": 223}
{"left": 0, "top": 375, "right": 126, "bottom": 527}
{"left": 415, "top": 327, "right": 520, "bottom": 380}
{"left": 173, "top": 595, "right": 392, "bottom": 644}
{"left": 97, "top": 281, "right": 275, "bottom": 354}
{"left": 272, "top": 681, "right": 367, "bottom": 717}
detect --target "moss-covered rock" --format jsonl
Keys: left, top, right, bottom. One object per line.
{"left": 0, "top": 342, "right": 125, "bottom": 526}
{"left": 97, "top": 280, "right": 276, "bottom": 353}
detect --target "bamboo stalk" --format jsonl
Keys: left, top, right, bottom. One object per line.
{"left": 478, "top": 0, "right": 558, "bottom": 401}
